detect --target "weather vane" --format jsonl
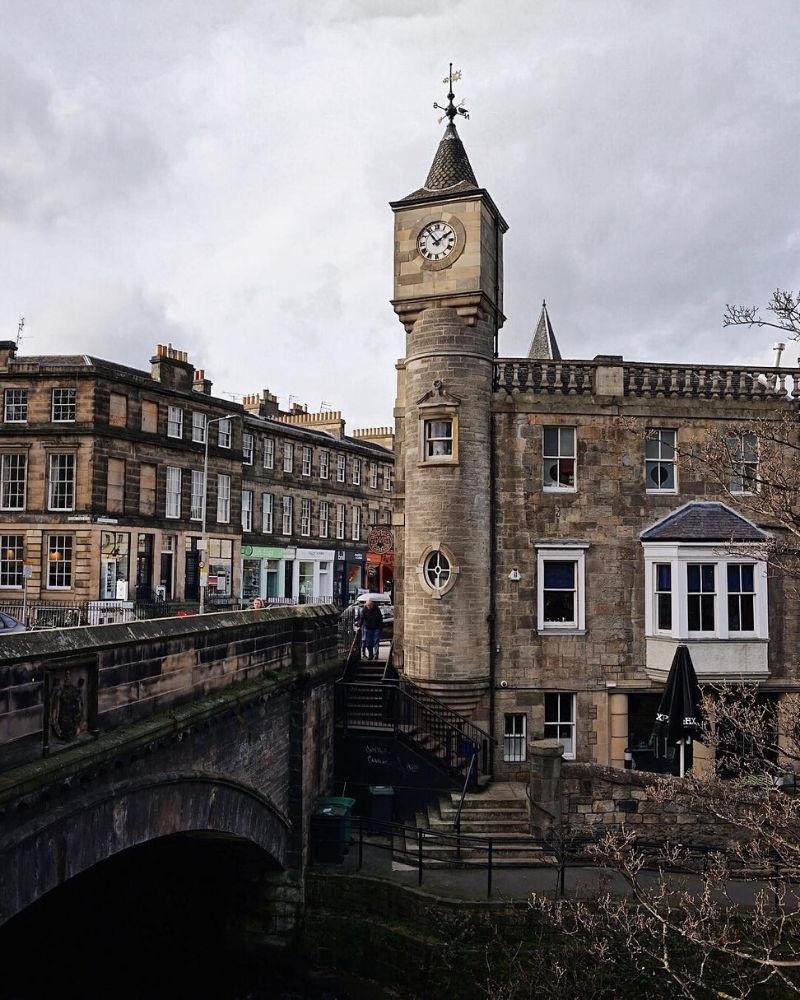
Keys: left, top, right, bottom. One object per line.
{"left": 433, "top": 63, "right": 469, "bottom": 125}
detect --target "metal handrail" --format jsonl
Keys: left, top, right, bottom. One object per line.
{"left": 454, "top": 751, "right": 478, "bottom": 835}
{"left": 336, "top": 679, "right": 489, "bottom": 781}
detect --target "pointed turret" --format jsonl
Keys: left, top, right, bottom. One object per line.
{"left": 527, "top": 301, "right": 561, "bottom": 360}
{"left": 401, "top": 124, "right": 480, "bottom": 202}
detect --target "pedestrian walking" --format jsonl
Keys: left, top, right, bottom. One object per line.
{"left": 360, "top": 599, "right": 383, "bottom": 660}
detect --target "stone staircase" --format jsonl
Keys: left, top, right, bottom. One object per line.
{"left": 398, "top": 784, "right": 549, "bottom": 866}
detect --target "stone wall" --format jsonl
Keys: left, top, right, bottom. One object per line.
{"left": 560, "top": 761, "right": 734, "bottom": 844}
{"left": 0, "top": 604, "right": 339, "bottom": 928}
{"left": 0, "top": 603, "right": 337, "bottom": 768}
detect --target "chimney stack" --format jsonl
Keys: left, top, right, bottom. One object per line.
{"left": 192, "top": 368, "right": 213, "bottom": 395}
{"left": 150, "top": 344, "right": 193, "bottom": 391}
{"left": 0, "top": 341, "right": 17, "bottom": 370}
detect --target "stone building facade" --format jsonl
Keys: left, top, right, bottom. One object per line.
{"left": 0, "top": 342, "right": 393, "bottom": 613}
{"left": 391, "top": 110, "right": 800, "bottom": 778}
{"left": 239, "top": 393, "right": 394, "bottom": 606}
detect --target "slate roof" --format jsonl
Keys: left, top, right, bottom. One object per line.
{"left": 641, "top": 502, "right": 767, "bottom": 542}
{"left": 527, "top": 301, "right": 562, "bottom": 361}
{"left": 399, "top": 123, "right": 480, "bottom": 202}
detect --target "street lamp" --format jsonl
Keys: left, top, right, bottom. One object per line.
{"left": 200, "top": 413, "right": 241, "bottom": 615}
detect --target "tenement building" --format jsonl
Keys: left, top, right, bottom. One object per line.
{"left": 391, "top": 101, "right": 799, "bottom": 778}
{"left": 0, "top": 342, "right": 393, "bottom": 611}
{"left": 240, "top": 394, "right": 393, "bottom": 606}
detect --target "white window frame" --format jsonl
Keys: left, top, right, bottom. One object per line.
{"left": 263, "top": 438, "right": 275, "bottom": 469}
{"left": 216, "top": 474, "right": 231, "bottom": 523}
{"left": 282, "top": 496, "right": 293, "bottom": 535}
{"left": 320, "top": 450, "right": 330, "bottom": 480}
{"left": 369, "top": 462, "right": 378, "bottom": 489}
{"left": 336, "top": 503, "right": 346, "bottom": 540}
{"left": 190, "top": 470, "right": 203, "bottom": 521}
{"left": 51, "top": 388, "right": 76, "bottom": 422}
{"left": 543, "top": 426, "right": 576, "bottom": 492}
{"left": 536, "top": 542, "right": 588, "bottom": 633}
{"left": 283, "top": 442, "right": 293, "bottom": 473}
{"left": 645, "top": 428, "right": 677, "bottom": 494}
{"left": 352, "top": 458, "right": 361, "bottom": 486}
{"left": 336, "top": 454, "right": 346, "bottom": 483}
{"left": 192, "top": 411, "right": 207, "bottom": 444}
{"left": 0, "top": 453, "right": 27, "bottom": 511}
{"left": 643, "top": 542, "right": 768, "bottom": 640}
{"left": 544, "top": 693, "right": 576, "bottom": 760}
{"left": 653, "top": 562, "right": 673, "bottom": 634}
{"left": 302, "top": 447, "right": 312, "bottom": 477}
{"left": 384, "top": 467, "right": 393, "bottom": 492}
{"left": 352, "top": 505, "right": 361, "bottom": 541}
{"left": 218, "top": 418, "right": 232, "bottom": 449}
{"left": 503, "top": 713, "right": 527, "bottom": 763}
{"left": 167, "top": 405, "right": 183, "bottom": 439}
{"left": 166, "top": 466, "right": 182, "bottom": 519}
{"left": 422, "top": 417, "right": 455, "bottom": 463}
{"left": 301, "top": 497, "right": 311, "bottom": 536}
{"left": 46, "top": 534, "right": 74, "bottom": 590}
{"left": 242, "top": 432, "right": 254, "bottom": 465}
{"left": 242, "top": 489, "right": 253, "bottom": 532}
{"left": 0, "top": 534, "right": 23, "bottom": 588}
{"left": 262, "top": 493, "right": 273, "bottom": 534}
{"left": 729, "top": 432, "right": 759, "bottom": 495}
{"left": 48, "top": 453, "right": 75, "bottom": 512}
{"left": 319, "top": 500, "right": 330, "bottom": 539}
{"left": 4, "top": 389, "right": 27, "bottom": 423}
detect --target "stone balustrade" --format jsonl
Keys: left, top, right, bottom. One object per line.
{"left": 493, "top": 357, "right": 800, "bottom": 400}
{"left": 493, "top": 360, "right": 595, "bottom": 395}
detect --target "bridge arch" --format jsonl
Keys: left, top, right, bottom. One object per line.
{"left": 0, "top": 771, "right": 291, "bottom": 927}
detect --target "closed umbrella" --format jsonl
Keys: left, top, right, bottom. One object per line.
{"left": 652, "top": 644, "right": 704, "bottom": 777}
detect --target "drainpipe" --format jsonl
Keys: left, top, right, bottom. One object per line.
{"left": 488, "top": 385, "right": 497, "bottom": 778}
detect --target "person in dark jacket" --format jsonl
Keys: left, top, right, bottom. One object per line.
{"left": 360, "top": 599, "right": 383, "bottom": 660}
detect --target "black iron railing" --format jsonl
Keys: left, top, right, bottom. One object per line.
{"left": 310, "top": 812, "right": 733, "bottom": 900}
{"left": 336, "top": 678, "right": 492, "bottom": 783}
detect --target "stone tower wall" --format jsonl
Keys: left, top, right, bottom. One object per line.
{"left": 401, "top": 306, "right": 494, "bottom": 714}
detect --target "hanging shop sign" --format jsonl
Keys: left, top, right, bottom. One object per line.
{"left": 367, "top": 527, "right": 394, "bottom": 555}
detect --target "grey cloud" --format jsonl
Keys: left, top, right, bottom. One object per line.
{"left": 0, "top": 52, "right": 167, "bottom": 227}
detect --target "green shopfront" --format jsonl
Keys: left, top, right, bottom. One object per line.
{"left": 241, "top": 545, "right": 336, "bottom": 605}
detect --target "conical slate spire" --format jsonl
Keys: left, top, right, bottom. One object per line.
{"left": 424, "top": 123, "right": 479, "bottom": 191}
{"left": 528, "top": 301, "right": 562, "bottom": 360}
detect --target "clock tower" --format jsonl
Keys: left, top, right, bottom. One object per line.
{"left": 391, "top": 71, "right": 507, "bottom": 719}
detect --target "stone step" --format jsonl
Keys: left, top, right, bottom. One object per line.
{"left": 428, "top": 818, "right": 529, "bottom": 834}
{"left": 446, "top": 796, "right": 527, "bottom": 812}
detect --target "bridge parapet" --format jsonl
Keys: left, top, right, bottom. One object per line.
{"left": 0, "top": 604, "right": 337, "bottom": 770}
{"left": 0, "top": 604, "right": 340, "bottom": 929}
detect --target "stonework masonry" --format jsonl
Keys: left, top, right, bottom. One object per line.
{"left": 391, "top": 120, "right": 800, "bottom": 782}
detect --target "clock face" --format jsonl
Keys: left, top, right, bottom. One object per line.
{"left": 417, "top": 222, "right": 456, "bottom": 262}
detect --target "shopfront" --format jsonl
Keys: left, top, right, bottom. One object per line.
{"left": 241, "top": 544, "right": 287, "bottom": 603}
{"left": 334, "top": 547, "right": 368, "bottom": 606}
{"left": 365, "top": 528, "right": 394, "bottom": 595}
{"left": 295, "top": 548, "right": 335, "bottom": 603}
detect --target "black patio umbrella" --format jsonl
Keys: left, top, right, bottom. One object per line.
{"left": 652, "top": 644, "right": 704, "bottom": 776}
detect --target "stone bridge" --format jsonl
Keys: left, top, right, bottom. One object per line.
{"left": 0, "top": 604, "right": 338, "bottom": 969}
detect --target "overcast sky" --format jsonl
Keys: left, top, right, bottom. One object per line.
{"left": 2, "top": 1, "right": 798, "bottom": 427}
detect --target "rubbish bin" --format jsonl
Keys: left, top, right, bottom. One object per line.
{"left": 368, "top": 785, "right": 394, "bottom": 830}
{"left": 318, "top": 796, "right": 356, "bottom": 843}
{"left": 311, "top": 804, "right": 348, "bottom": 863}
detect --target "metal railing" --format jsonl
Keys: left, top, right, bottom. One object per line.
{"left": 336, "top": 678, "right": 492, "bottom": 784}
{"left": 311, "top": 813, "right": 736, "bottom": 900}
{"left": 0, "top": 596, "right": 305, "bottom": 629}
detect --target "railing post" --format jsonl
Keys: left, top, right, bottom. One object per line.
{"left": 358, "top": 814, "right": 363, "bottom": 870}
{"left": 487, "top": 838, "right": 493, "bottom": 899}
{"left": 418, "top": 828, "right": 423, "bottom": 886}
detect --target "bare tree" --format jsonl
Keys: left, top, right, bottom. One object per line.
{"left": 724, "top": 290, "right": 800, "bottom": 341}
{"left": 525, "top": 686, "right": 800, "bottom": 999}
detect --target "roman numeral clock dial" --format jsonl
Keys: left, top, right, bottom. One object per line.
{"left": 417, "top": 222, "right": 456, "bottom": 262}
